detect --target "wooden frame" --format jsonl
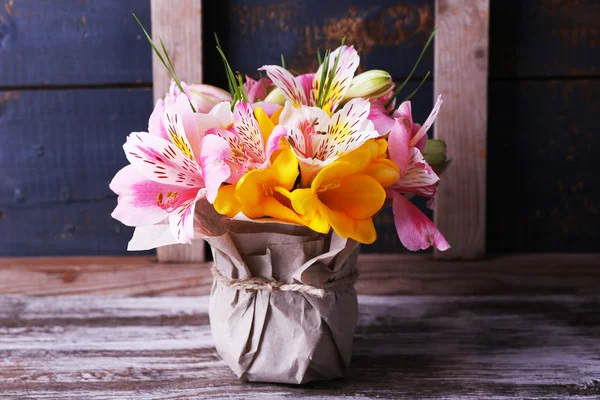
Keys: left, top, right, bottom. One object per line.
{"left": 151, "top": 0, "right": 206, "bottom": 262}
{"left": 149, "top": 0, "right": 491, "bottom": 263}
{"left": 1, "top": 0, "right": 590, "bottom": 295}
{"left": 434, "top": 0, "right": 489, "bottom": 260}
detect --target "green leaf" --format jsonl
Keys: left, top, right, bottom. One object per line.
{"left": 214, "top": 33, "right": 247, "bottom": 109}
{"left": 281, "top": 54, "right": 286, "bottom": 69}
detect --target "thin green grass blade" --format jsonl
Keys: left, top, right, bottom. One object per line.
{"left": 281, "top": 54, "right": 286, "bottom": 69}
{"left": 385, "top": 26, "right": 438, "bottom": 109}
{"left": 403, "top": 71, "right": 430, "bottom": 102}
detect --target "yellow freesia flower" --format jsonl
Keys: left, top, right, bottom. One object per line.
{"left": 214, "top": 148, "right": 305, "bottom": 225}
{"left": 290, "top": 139, "right": 400, "bottom": 244}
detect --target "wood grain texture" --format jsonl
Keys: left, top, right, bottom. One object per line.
{"left": 1, "top": 295, "right": 599, "bottom": 399}
{"left": 488, "top": 80, "right": 600, "bottom": 253}
{"left": 490, "top": 0, "right": 600, "bottom": 78}
{"left": 433, "top": 0, "right": 489, "bottom": 259}
{"left": 151, "top": 0, "right": 205, "bottom": 263}
{"left": 202, "top": 0, "right": 435, "bottom": 86}
{"left": 1, "top": 254, "right": 599, "bottom": 296}
{"left": 0, "top": 0, "right": 152, "bottom": 86}
{"left": 150, "top": 0, "right": 203, "bottom": 97}
{"left": 0, "top": 88, "right": 153, "bottom": 256}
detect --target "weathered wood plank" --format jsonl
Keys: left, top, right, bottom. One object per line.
{"left": 1, "top": 254, "right": 599, "bottom": 296}
{"left": 490, "top": 0, "right": 600, "bottom": 78}
{"left": 0, "top": 295, "right": 598, "bottom": 399}
{"left": 203, "top": 0, "right": 435, "bottom": 85}
{"left": 433, "top": 0, "right": 489, "bottom": 259}
{"left": 0, "top": 88, "right": 153, "bottom": 256}
{"left": 150, "top": 0, "right": 203, "bottom": 98}
{"left": 151, "top": 0, "right": 205, "bottom": 263}
{"left": 0, "top": 0, "right": 152, "bottom": 86}
{"left": 0, "top": 199, "right": 149, "bottom": 257}
{"left": 488, "top": 80, "right": 600, "bottom": 253}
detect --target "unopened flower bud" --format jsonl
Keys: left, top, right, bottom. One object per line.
{"left": 264, "top": 87, "right": 287, "bottom": 105}
{"left": 343, "top": 70, "right": 393, "bottom": 101}
{"left": 187, "top": 84, "right": 233, "bottom": 113}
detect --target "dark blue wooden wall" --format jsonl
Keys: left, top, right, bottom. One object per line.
{"left": 0, "top": 0, "right": 153, "bottom": 256}
{"left": 1, "top": 0, "right": 598, "bottom": 256}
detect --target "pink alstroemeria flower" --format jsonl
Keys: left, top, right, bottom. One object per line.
{"left": 387, "top": 96, "right": 449, "bottom": 251}
{"left": 278, "top": 98, "right": 380, "bottom": 186}
{"left": 110, "top": 94, "right": 231, "bottom": 244}
{"left": 260, "top": 45, "right": 360, "bottom": 111}
{"left": 206, "top": 101, "right": 287, "bottom": 184}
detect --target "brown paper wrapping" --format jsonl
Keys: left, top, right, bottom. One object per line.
{"left": 205, "top": 221, "right": 359, "bottom": 384}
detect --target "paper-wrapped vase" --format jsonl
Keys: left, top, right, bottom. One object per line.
{"left": 206, "top": 220, "right": 359, "bottom": 384}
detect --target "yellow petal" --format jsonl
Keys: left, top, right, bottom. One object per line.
{"left": 376, "top": 138, "right": 388, "bottom": 157}
{"left": 351, "top": 218, "right": 377, "bottom": 244}
{"left": 270, "top": 107, "right": 284, "bottom": 125}
{"left": 312, "top": 161, "right": 356, "bottom": 194}
{"left": 364, "top": 160, "right": 400, "bottom": 187}
{"left": 272, "top": 149, "right": 299, "bottom": 190}
{"left": 335, "top": 145, "right": 373, "bottom": 173}
{"left": 254, "top": 106, "right": 274, "bottom": 141}
{"left": 320, "top": 203, "right": 355, "bottom": 239}
{"left": 308, "top": 212, "right": 330, "bottom": 234}
{"left": 319, "top": 173, "right": 385, "bottom": 219}
{"left": 235, "top": 168, "right": 274, "bottom": 208}
{"left": 213, "top": 185, "right": 242, "bottom": 218}
{"left": 290, "top": 188, "right": 318, "bottom": 220}
{"left": 250, "top": 196, "right": 305, "bottom": 225}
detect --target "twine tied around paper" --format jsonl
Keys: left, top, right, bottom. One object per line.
{"left": 211, "top": 265, "right": 358, "bottom": 298}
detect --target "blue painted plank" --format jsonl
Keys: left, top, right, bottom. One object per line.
{"left": 0, "top": 0, "right": 152, "bottom": 86}
{"left": 0, "top": 88, "right": 154, "bottom": 256}
{"left": 488, "top": 80, "right": 600, "bottom": 252}
{"left": 0, "top": 88, "right": 153, "bottom": 205}
{"left": 0, "top": 198, "right": 145, "bottom": 257}
{"left": 203, "top": 0, "right": 435, "bottom": 87}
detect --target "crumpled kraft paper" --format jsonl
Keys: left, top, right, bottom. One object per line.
{"left": 205, "top": 221, "right": 359, "bottom": 384}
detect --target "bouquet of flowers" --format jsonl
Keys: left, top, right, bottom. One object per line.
{"left": 110, "top": 21, "right": 449, "bottom": 384}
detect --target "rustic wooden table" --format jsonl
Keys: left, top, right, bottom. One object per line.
{"left": 1, "top": 295, "right": 599, "bottom": 399}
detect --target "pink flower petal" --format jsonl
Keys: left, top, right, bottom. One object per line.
{"left": 251, "top": 101, "right": 282, "bottom": 116}
{"left": 265, "top": 125, "right": 288, "bottom": 160}
{"left": 233, "top": 101, "right": 267, "bottom": 163}
{"left": 296, "top": 73, "right": 315, "bottom": 105}
{"left": 109, "top": 165, "right": 172, "bottom": 226}
{"left": 392, "top": 194, "right": 450, "bottom": 251}
{"left": 244, "top": 76, "right": 272, "bottom": 103}
{"left": 387, "top": 119, "right": 411, "bottom": 171}
{"left": 368, "top": 98, "right": 396, "bottom": 136}
{"left": 123, "top": 131, "right": 203, "bottom": 188}
{"left": 200, "top": 135, "right": 231, "bottom": 203}
{"left": 169, "top": 189, "right": 207, "bottom": 244}
{"left": 410, "top": 94, "right": 443, "bottom": 147}
{"left": 148, "top": 99, "right": 169, "bottom": 140}
{"left": 314, "top": 98, "right": 379, "bottom": 160}
{"left": 395, "top": 147, "right": 439, "bottom": 198}
{"left": 259, "top": 65, "right": 307, "bottom": 105}
{"left": 313, "top": 45, "right": 360, "bottom": 110}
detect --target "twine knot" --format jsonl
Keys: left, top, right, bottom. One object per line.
{"left": 211, "top": 264, "right": 358, "bottom": 298}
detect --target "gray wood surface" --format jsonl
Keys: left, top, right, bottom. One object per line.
{"left": 1, "top": 295, "right": 599, "bottom": 399}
